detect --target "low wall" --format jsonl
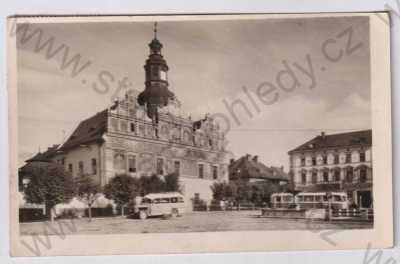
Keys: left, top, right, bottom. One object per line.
{"left": 261, "top": 208, "right": 327, "bottom": 220}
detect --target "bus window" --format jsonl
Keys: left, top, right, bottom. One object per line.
{"left": 276, "top": 197, "right": 281, "bottom": 202}
{"left": 283, "top": 196, "right": 292, "bottom": 202}
{"left": 304, "top": 196, "right": 313, "bottom": 202}
{"left": 160, "top": 198, "right": 170, "bottom": 203}
{"left": 323, "top": 196, "right": 328, "bottom": 202}
{"left": 315, "top": 196, "right": 321, "bottom": 202}
{"left": 153, "top": 198, "right": 161, "bottom": 204}
{"left": 297, "top": 196, "right": 303, "bottom": 202}
{"left": 142, "top": 198, "right": 151, "bottom": 204}
{"left": 171, "top": 197, "right": 178, "bottom": 203}
{"left": 178, "top": 197, "right": 184, "bottom": 203}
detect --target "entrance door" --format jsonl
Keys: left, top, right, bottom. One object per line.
{"left": 358, "top": 191, "right": 372, "bottom": 208}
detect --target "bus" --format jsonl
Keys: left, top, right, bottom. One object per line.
{"left": 133, "top": 192, "right": 186, "bottom": 219}
{"left": 270, "top": 193, "right": 295, "bottom": 208}
{"left": 294, "top": 192, "right": 349, "bottom": 209}
{"left": 271, "top": 192, "right": 349, "bottom": 210}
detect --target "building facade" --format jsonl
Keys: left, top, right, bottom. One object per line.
{"left": 229, "top": 154, "right": 289, "bottom": 185}
{"left": 288, "top": 130, "right": 373, "bottom": 208}
{"left": 47, "top": 25, "right": 230, "bottom": 210}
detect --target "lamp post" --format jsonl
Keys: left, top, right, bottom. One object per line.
{"left": 327, "top": 192, "right": 333, "bottom": 221}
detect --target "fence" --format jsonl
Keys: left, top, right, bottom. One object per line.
{"left": 331, "top": 208, "right": 374, "bottom": 221}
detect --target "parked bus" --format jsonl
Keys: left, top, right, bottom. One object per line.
{"left": 271, "top": 192, "right": 349, "bottom": 210}
{"left": 133, "top": 192, "right": 186, "bottom": 219}
{"left": 294, "top": 192, "right": 349, "bottom": 209}
{"left": 270, "top": 193, "right": 295, "bottom": 208}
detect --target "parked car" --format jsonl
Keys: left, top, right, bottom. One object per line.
{"left": 133, "top": 192, "right": 186, "bottom": 219}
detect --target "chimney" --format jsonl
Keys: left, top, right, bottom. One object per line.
{"left": 321, "top": 131, "right": 326, "bottom": 138}
{"left": 245, "top": 154, "right": 251, "bottom": 161}
{"left": 252, "top": 155, "right": 258, "bottom": 162}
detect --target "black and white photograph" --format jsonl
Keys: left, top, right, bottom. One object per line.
{"left": 7, "top": 13, "right": 392, "bottom": 256}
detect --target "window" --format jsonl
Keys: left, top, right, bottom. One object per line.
{"left": 212, "top": 165, "right": 218, "bottom": 180}
{"left": 114, "top": 152, "right": 125, "bottom": 170}
{"left": 198, "top": 164, "right": 204, "bottom": 179}
{"left": 91, "top": 158, "right": 97, "bottom": 174}
{"left": 61, "top": 158, "right": 65, "bottom": 165}
{"left": 120, "top": 120, "right": 128, "bottom": 132}
{"left": 346, "top": 153, "right": 352, "bottom": 163}
{"left": 157, "top": 158, "right": 164, "bottom": 175}
{"left": 312, "top": 157, "right": 316, "bottom": 166}
{"left": 311, "top": 172, "right": 317, "bottom": 184}
{"left": 174, "top": 161, "right": 180, "bottom": 176}
{"left": 301, "top": 157, "right": 305, "bottom": 166}
{"left": 111, "top": 118, "right": 119, "bottom": 131}
{"left": 323, "top": 171, "right": 329, "bottom": 182}
{"left": 334, "top": 169, "right": 341, "bottom": 182}
{"left": 346, "top": 167, "right": 353, "bottom": 182}
{"left": 128, "top": 155, "right": 136, "bottom": 173}
{"left": 360, "top": 167, "right": 367, "bottom": 182}
{"left": 151, "top": 65, "right": 159, "bottom": 78}
{"left": 359, "top": 152, "right": 366, "bottom": 162}
{"left": 160, "top": 70, "right": 167, "bottom": 81}
{"left": 130, "top": 123, "right": 136, "bottom": 133}
{"left": 78, "top": 161, "right": 84, "bottom": 175}
{"left": 334, "top": 154, "right": 339, "bottom": 164}
{"left": 301, "top": 172, "right": 307, "bottom": 184}
{"left": 68, "top": 163, "right": 73, "bottom": 173}
{"left": 323, "top": 156, "right": 327, "bottom": 165}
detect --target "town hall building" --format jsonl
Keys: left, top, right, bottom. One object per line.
{"left": 22, "top": 24, "right": 230, "bottom": 211}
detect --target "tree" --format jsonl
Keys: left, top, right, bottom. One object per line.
{"left": 164, "top": 173, "right": 180, "bottom": 192}
{"left": 75, "top": 174, "right": 101, "bottom": 222}
{"left": 210, "top": 181, "right": 228, "bottom": 201}
{"left": 103, "top": 174, "right": 141, "bottom": 216}
{"left": 24, "top": 164, "right": 75, "bottom": 222}
{"left": 139, "top": 174, "right": 166, "bottom": 195}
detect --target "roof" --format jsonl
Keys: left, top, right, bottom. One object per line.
{"left": 288, "top": 129, "right": 372, "bottom": 154}
{"left": 144, "top": 192, "right": 184, "bottom": 200}
{"left": 59, "top": 109, "right": 108, "bottom": 151}
{"left": 297, "top": 192, "right": 348, "bottom": 196}
{"left": 26, "top": 144, "right": 60, "bottom": 162}
{"left": 229, "top": 155, "right": 289, "bottom": 181}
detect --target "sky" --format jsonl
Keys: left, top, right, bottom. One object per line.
{"left": 17, "top": 15, "right": 371, "bottom": 169}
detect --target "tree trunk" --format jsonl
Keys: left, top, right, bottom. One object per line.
{"left": 88, "top": 205, "right": 92, "bottom": 222}
{"left": 46, "top": 204, "right": 55, "bottom": 222}
{"left": 121, "top": 205, "right": 125, "bottom": 217}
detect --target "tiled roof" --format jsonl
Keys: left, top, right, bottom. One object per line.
{"left": 26, "top": 144, "right": 60, "bottom": 162}
{"left": 288, "top": 129, "right": 372, "bottom": 154}
{"left": 229, "top": 155, "right": 289, "bottom": 181}
{"left": 59, "top": 110, "right": 108, "bottom": 151}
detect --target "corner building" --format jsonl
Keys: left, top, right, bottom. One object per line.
{"left": 288, "top": 130, "right": 373, "bottom": 208}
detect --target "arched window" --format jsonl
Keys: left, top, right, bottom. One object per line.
{"left": 346, "top": 167, "right": 353, "bottom": 183}
{"left": 301, "top": 171, "right": 307, "bottom": 184}
{"left": 359, "top": 166, "right": 368, "bottom": 183}
{"left": 333, "top": 168, "right": 341, "bottom": 182}
{"left": 322, "top": 170, "right": 329, "bottom": 182}
{"left": 311, "top": 172, "right": 317, "bottom": 184}
{"left": 359, "top": 151, "right": 366, "bottom": 162}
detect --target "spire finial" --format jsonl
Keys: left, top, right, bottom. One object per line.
{"left": 154, "top": 22, "right": 158, "bottom": 39}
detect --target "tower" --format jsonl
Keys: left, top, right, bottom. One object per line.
{"left": 138, "top": 22, "right": 175, "bottom": 124}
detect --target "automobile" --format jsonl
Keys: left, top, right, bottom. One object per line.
{"left": 133, "top": 192, "right": 186, "bottom": 219}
